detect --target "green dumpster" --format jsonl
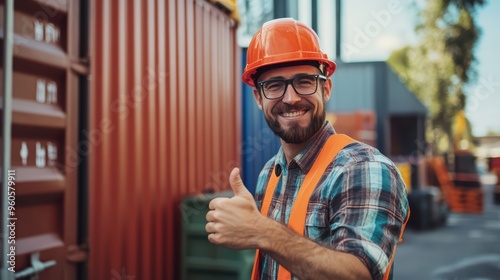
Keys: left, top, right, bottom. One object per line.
{"left": 181, "top": 191, "right": 255, "bottom": 280}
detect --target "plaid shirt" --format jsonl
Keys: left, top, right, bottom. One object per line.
{"left": 254, "top": 122, "right": 409, "bottom": 280}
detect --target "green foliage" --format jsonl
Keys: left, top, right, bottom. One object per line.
{"left": 387, "top": 0, "right": 485, "bottom": 154}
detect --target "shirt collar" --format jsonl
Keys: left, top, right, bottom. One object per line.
{"left": 273, "top": 121, "right": 336, "bottom": 174}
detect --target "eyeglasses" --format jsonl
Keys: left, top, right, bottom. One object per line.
{"left": 257, "top": 74, "right": 327, "bottom": 100}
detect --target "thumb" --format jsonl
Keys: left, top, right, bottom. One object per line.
{"left": 229, "top": 167, "right": 252, "bottom": 198}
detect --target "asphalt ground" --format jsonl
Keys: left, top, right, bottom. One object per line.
{"left": 393, "top": 183, "right": 500, "bottom": 280}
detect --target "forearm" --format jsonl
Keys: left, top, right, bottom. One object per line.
{"left": 258, "top": 219, "right": 372, "bottom": 280}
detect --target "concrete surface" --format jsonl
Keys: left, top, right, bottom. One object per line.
{"left": 393, "top": 183, "right": 500, "bottom": 280}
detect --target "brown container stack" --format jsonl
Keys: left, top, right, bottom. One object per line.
{"left": 1, "top": 0, "right": 87, "bottom": 279}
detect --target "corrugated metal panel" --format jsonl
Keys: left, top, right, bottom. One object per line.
{"left": 240, "top": 48, "right": 280, "bottom": 194}
{"left": 89, "top": 1, "right": 241, "bottom": 279}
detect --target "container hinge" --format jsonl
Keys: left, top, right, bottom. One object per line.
{"left": 15, "top": 252, "right": 56, "bottom": 280}
{"left": 66, "top": 243, "right": 89, "bottom": 263}
{"left": 70, "top": 57, "right": 90, "bottom": 75}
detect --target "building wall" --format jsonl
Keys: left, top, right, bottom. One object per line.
{"left": 89, "top": 1, "right": 241, "bottom": 279}
{"left": 327, "top": 61, "right": 427, "bottom": 155}
{"left": 327, "top": 62, "right": 377, "bottom": 113}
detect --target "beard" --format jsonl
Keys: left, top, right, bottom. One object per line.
{"left": 264, "top": 100, "right": 326, "bottom": 144}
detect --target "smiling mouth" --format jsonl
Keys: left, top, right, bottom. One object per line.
{"left": 280, "top": 110, "right": 308, "bottom": 118}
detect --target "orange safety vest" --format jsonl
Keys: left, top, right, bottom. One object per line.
{"left": 250, "top": 134, "right": 410, "bottom": 280}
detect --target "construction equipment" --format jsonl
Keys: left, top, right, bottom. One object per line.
{"left": 428, "top": 156, "right": 484, "bottom": 214}
{"left": 488, "top": 156, "right": 500, "bottom": 205}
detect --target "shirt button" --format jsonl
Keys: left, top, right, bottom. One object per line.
{"left": 275, "top": 164, "right": 282, "bottom": 176}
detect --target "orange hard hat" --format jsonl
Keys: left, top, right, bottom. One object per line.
{"left": 242, "top": 18, "right": 336, "bottom": 87}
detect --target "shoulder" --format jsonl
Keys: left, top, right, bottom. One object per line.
{"left": 334, "top": 141, "right": 396, "bottom": 169}
{"left": 324, "top": 141, "right": 409, "bottom": 218}
{"left": 332, "top": 141, "right": 404, "bottom": 188}
{"left": 334, "top": 142, "right": 405, "bottom": 191}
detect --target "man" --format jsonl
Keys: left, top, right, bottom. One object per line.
{"left": 205, "top": 18, "right": 409, "bottom": 280}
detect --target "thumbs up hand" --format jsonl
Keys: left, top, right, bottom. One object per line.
{"left": 228, "top": 167, "right": 254, "bottom": 199}
{"left": 206, "top": 167, "right": 266, "bottom": 249}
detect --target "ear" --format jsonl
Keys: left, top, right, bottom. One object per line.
{"left": 322, "top": 78, "right": 332, "bottom": 102}
{"left": 253, "top": 88, "right": 263, "bottom": 110}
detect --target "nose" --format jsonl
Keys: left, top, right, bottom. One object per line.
{"left": 281, "top": 84, "right": 302, "bottom": 105}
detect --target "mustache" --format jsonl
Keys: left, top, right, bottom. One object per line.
{"left": 272, "top": 103, "right": 313, "bottom": 114}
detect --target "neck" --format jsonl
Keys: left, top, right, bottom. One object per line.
{"left": 281, "top": 141, "right": 310, "bottom": 165}
{"left": 280, "top": 126, "right": 324, "bottom": 165}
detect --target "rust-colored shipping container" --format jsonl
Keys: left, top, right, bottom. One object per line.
{"left": 89, "top": 0, "right": 241, "bottom": 279}
{"left": 1, "top": 0, "right": 87, "bottom": 279}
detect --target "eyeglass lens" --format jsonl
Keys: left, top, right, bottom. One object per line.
{"left": 260, "top": 75, "right": 324, "bottom": 99}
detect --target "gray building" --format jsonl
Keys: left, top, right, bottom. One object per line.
{"left": 328, "top": 61, "right": 428, "bottom": 157}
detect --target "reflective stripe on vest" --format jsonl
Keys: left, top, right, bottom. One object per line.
{"left": 250, "top": 133, "right": 410, "bottom": 280}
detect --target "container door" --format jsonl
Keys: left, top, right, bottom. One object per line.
{"left": 0, "top": 0, "right": 88, "bottom": 279}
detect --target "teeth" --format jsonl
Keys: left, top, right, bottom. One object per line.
{"left": 282, "top": 111, "right": 306, "bottom": 117}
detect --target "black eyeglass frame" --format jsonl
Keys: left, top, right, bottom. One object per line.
{"left": 256, "top": 74, "right": 327, "bottom": 100}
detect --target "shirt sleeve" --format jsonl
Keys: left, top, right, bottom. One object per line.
{"left": 329, "top": 160, "right": 409, "bottom": 280}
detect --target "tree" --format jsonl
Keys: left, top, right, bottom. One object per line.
{"left": 388, "top": 0, "right": 485, "bottom": 154}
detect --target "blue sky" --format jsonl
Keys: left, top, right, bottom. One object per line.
{"left": 341, "top": 0, "right": 499, "bottom": 136}
{"left": 465, "top": 1, "right": 500, "bottom": 136}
